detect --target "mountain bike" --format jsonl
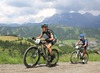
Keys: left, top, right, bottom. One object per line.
{"left": 70, "top": 45, "right": 89, "bottom": 64}
{"left": 23, "top": 37, "right": 59, "bottom": 68}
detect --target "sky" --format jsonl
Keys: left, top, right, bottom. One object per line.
{"left": 0, "top": 0, "right": 100, "bottom": 24}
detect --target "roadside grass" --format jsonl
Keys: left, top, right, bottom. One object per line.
{"left": 0, "top": 36, "right": 99, "bottom": 64}
{"left": 0, "top": 51, "right": 99, "bottom": 64}
{"left": 89, "top": 54, "right": 100, "bottom": 61}
{"left": 59, "top": 54, "right": 70, "bottom": 62}
{"left": 0, "top": 50, "right": 23, "bottom": 64}
{"left": 60, "top": 54, "right": 100, "bottom": 62}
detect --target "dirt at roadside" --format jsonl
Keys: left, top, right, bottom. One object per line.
{"left": 0, "top": 62, "right": 100, "bottom": 73}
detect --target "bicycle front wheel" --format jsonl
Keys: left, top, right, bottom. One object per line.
{"left": 70, "top": 51, "right": 79, "bottom": 64}
{"left": 23, "top": 47, "right": 40, "bottom": 68}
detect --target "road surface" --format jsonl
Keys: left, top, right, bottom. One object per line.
{"left": 0, "top": 62, "right": 100, "bottom": 73}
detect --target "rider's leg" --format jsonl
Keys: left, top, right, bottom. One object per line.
{"left": 47, "top": 40, "right": 57, "bottom": 64}
{"left": 46, "top": 39, "right": 57, "bottom": 55}
{"left": 47, "top": 43, "right": 55, "bottom": 63}
{"left": 47, "top": 43, "right": 52, "bottom": 55}
{"left": 82, "top": 48, "right": 86, "bottom": 63}
{"left": 83, "top": 47, "right": 87, "bottom": 56}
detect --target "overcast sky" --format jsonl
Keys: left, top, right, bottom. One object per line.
{"left": 0, "top": 0, "right": 100, "bottom": 24}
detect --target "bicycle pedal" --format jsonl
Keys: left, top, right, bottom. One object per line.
{"left": 49, "top": 55, "right": 55, "bottom": 63}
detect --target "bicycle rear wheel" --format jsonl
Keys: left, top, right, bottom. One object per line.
{"left": 82, "top": 52, "right": 89, "bottom": 64}
{"left": 70, "top": 51, "right": 79, "bottom": 64}
{"left": 47, "top": 49, "right": 59, "bottom": 67}
{"left": 23, "top": 47, "right": 40, "bottom": 68}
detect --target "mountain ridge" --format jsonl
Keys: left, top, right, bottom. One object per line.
{"left": 42, "top": 12, "right": 100, "bottom": 28}
{"left": 0, "top": 13, "right": 100, "bottom": 28}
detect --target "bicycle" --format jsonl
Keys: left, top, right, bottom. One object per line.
{"left": 70, "top": 45, "right": 89, "bottom": 64}
{"left": 23, "top": 37, "right": 59, "bottom": 68}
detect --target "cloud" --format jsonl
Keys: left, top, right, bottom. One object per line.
{"left": 0, "top": 0, "right": 100, "bottom": 24}
{"left": 5, "top": 0, "right": 33, "bottom": 7}
{"left": 52, "top": 0, "right": 100, "bottom": 13}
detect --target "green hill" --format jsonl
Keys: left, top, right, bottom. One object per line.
{"left": 0, "top": 25, "right": 100, "bottom": 40}
{"left": 0, "top": 25, "right": 100, "bottom": 64}
{"left": 0, "top": 36, "right": 18, "bottom": 41}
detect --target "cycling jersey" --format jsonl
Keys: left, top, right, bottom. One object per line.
{"left": 80, "top": 39, "right": 88, "bottom": 46}
{"left": 42, "top": 29, "right": 57, "bottom": 39}
{"left": 42, "top": 29, "right": 57, "bottom": 45}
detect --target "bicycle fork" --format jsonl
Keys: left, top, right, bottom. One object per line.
{"left": 76, "top": 50, "right": 79, "bottom": 58}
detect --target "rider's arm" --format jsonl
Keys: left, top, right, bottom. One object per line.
{"left": 76, "top": 40, "right": 80, "bottom": 45}
{"left": 37, "top": 32, "right": 43, "bottom": 39}
{"left": 49, "top": 33, "right": 54, "bottom": 41}
{"left": 83, "top": 40, "right": 88, "bottom": 47}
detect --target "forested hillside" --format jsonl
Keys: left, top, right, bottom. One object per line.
{"left": 0, "top": 25, "right": 100, "bottom": 40}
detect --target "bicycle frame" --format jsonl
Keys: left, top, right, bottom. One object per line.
{"left": 75, "top": 46, "right": 83, "bottom": 57}
{"left": 35, "top": 40, "right": 50, "bottom": 60}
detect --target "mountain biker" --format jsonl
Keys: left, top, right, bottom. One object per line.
{"left": 77, "top": 34, "right": 88, "bottom": 60}
{"left": 37, "top": 24, "right": 57, "bottom": 62}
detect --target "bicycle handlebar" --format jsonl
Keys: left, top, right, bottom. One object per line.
{"left": 32, "top": 37, "right": 46, "bottom": 45}
{"left": 32, "top": 37, "right": 36, "bottom": 40}
{"left": 77, "top": 44, "right": 83, "bottom": 45}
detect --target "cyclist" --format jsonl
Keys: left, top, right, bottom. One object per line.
{"left": 77, "top": 34, "right": 88, "bottom": 62}
{"left": 37, "top": 24, "right": 57, "bottom": 62}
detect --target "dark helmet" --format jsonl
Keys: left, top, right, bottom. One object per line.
{"left": 41, "top": 24, "right": 48, "bottom": 28}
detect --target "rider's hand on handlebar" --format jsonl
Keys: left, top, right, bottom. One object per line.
{"left": 32, "top": 37, "right": 40, "bottom": 40}
{"left": 76, "top": 43, "right": 78, "bottom": 46}
{"left": 32, "top": 37, "right": 35, "bottom": 40}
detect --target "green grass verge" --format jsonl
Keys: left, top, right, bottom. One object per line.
{"left": 0, "top": 53, "right": 100, "bottom": 64}
{"left": 59, "top": 54, "right": 100, "bottom": 62}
